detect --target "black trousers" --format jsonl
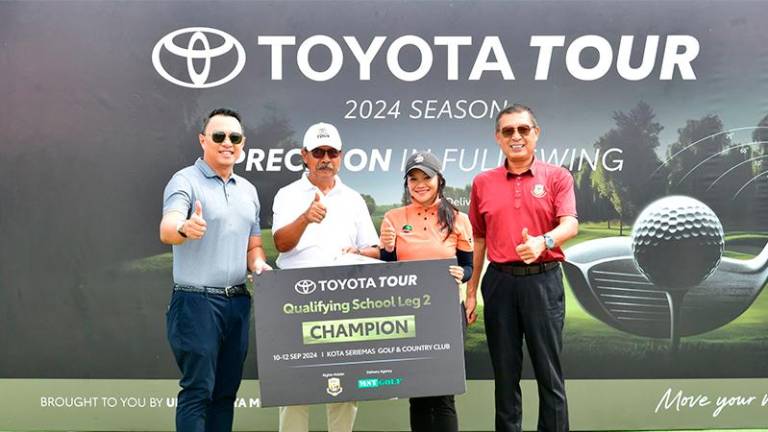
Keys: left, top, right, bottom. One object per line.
{"left": 408, "top": 301, "right": 466, "bottom": 432}
{"left": 409, "top": 395, "right": 458, "bottom": 432}
{"left": 482, "top": 264, "right": 569, "bottom": 432}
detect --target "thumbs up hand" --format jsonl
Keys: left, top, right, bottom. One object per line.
{"left": 380, "top": 218, "right": 397, "bottom": 253}
{"left": 181, "top": 200, "right": 207, "bottom": 240}
{"left": 515, "top": 227, "right": 545, "bottom": 264}
{"left": 303, "top": 192, "right": 327, "bottom": 224}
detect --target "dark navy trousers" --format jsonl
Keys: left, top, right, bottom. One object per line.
{"left": 482, "top": 265, "right": 569, "bottom": 432}
{"left": 166, "top": 290, "right": 251, "bottom": 432}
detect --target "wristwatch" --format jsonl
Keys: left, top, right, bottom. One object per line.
{"left": 543, "top": 234, "right": 555, "bottom": 250}
{"left": 176, "top": 220, "right": 188, "bottom": 238}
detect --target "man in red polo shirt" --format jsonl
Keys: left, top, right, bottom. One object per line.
{"left": 467, "top": 104, "right": 578, "bottom": 432}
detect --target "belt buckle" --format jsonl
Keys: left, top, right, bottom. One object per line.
{"left": 224, "top": 286, "right": 233, "bottom": 297}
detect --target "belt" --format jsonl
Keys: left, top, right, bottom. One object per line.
{"left": 173, "top": 283, "right": 249, "bottom": 297}
{"left": 490, "top": 261, "right": 560, "bottom": 276}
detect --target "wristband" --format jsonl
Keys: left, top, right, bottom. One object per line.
{"left": 176, "top": 220, "right": 188, "bottom": 238}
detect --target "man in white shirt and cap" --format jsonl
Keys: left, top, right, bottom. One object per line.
{"left": 271, "top": 122, "right": 380, "bottom": 432}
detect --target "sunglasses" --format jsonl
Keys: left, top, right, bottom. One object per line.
{"left": 210, "top": 131, "right": 244, "bottom": 145}
{"left": 500, "top": 125, "right": 535, "bottom": 138}
{"left": 310, "top": 148, "right": 340, "bottom": 159}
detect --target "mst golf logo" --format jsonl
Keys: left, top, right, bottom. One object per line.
{"left": 152, "top": 27, "right": 246, "bottom": 88}
{"left": 294, "top": 279, "right": 317, "bottom": 295}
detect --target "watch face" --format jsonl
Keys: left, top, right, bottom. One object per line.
{"left": 545, "top": 235, "right": 555, "bottom": 249}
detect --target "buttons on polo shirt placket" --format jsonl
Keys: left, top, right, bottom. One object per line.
{"left": 411, "top": 206, "right": 438, "bottom": 232}
{"left": 222, "top": 184, "right": 230, "bottom": 204}
{"left": 514, "top": 177, "right": 522, "bottom": 209}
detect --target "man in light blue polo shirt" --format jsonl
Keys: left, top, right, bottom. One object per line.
{"left": 160, "top": 107, "right": 271, "bottom": 432}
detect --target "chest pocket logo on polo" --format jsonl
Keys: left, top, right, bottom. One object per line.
{"left": 531, "top": 183, "right": 547, "bottom": 198}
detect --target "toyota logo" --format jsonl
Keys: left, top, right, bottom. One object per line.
{"left": 294, "top": 279, "right": 317, "bottom": 295}
{"left": 152, "top": 27, "right": 246, "bottom": 88}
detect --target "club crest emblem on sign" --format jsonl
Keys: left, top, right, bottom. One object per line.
{"left": 327, "top": 377, "right": 343, "bottom": 397}
{"left": 532, "top": 184, "right": 546, "bottom": 198}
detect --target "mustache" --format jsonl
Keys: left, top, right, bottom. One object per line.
{"left": 318, "top": 163, "right": 335, "bottom": 169}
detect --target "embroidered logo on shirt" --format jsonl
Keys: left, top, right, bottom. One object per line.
{"left": 532, "top": 184, "right": 546, "bottom": 198}
{"left": 402, "top": 224, "right": 413, "bottom": 233}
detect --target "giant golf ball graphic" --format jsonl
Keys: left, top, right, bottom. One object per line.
{"left": 631, "top": 195, "right": 724, "bottom": 290}
{"left": 631, "top": 195, "right": 725, "bottom": 353}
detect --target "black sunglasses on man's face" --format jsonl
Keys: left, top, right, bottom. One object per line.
{"left": 209, "top": 131, "right": 244, "bottom": 145}
{"left": 500, "top": 125, "right": 535, "bottom": 138}
{"left": 310, "top": 148, "right": 340, "bottom": 159}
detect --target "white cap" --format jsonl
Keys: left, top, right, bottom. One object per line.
{"left": 303, "top": 122, "right": 342, "bottom": 151}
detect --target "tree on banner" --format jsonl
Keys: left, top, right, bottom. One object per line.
{"left": 752, "top": 114, "right": 768, "bottom": 226}
{"left": 573, "top": 164, "right": 616, "bottom": 224}
{"left": 245, "top": 107, "right": 302, "bottom": 228}
{"left": 591, "top": 102, "right": 666, "bottom": 235}
{"left": 666, "top": 115, "right": 753, "bottom": 227}
{"left": 362, "top": 193, "right": 376, "bottom": 215}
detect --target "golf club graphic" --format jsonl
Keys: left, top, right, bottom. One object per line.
{"left": 563, "top": 196, "right": 768, "bottom": 351}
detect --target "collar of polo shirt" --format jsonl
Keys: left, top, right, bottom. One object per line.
{"left": 504, "top": 157, "right": 540, "bottom": 178}
{"left": 410, "top": 198, "right": 441, "bottom": 211}
{"left": 195, "top": 158, "right": 238, "bottom": 183}
{"left": 299, "top": 172, "right": 343, "bottom": 194}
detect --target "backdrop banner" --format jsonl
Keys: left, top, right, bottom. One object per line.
{"left": 1, "top": 0, "right": 767, "bottom": 430}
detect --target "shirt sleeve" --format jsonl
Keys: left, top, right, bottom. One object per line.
{"left": 271, "top": 188, "right": 290, "bottom": 232}
{"left": 162, "top": 173, "right": 192, "bottom": 217}
{"left": 468, "top": 178, "right": 486, "bottom": 238}
{"left": 553, "top": 168, "right": 578, "bottom": 219}
{"left": 251, "top": 185, "right": 262, "bottom": 237}
{"left": 454, "top": 212, "right": 474, "bottom": 252}
{"left": 355, "top": 195, "right": 380, "bottom": 248}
